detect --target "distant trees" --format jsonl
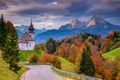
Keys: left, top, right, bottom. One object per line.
{"left": 101, "top": 30, "right": 120, "bottom": 53}
{"left": 44, "top": 31, "right": 120, "bottom": 78}
{"left": 80, "top": 45, "right": 95, "bottom": 76}
{"left": 0, "top": 14, "right": 20, "bottom": 73}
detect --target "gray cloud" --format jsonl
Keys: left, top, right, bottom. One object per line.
{"left": 88, "top": 0, "right": 120, "bottom": 13}
{"left": 0, "top": 1, "right": 8, "bottom": 10}
{"left": 0, "top": 0, "right": 120, "bottom": 29}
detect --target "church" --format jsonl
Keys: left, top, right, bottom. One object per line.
{"left": 18, "top": 20, "right": 35, "bottom": 50}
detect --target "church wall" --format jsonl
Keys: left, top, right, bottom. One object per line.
{"left": 19, "top": 41, "right": 35, "bottom": 50}
{"left": 19, "top": 43, "right": 27, "bottom": 50}
{"left": 28, "top": 41, "right": 35, "bottom": 50}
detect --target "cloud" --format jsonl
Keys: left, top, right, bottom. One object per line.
{"left": 88, "top": 0, "right": 120, "bottom": 13}
{"left": 67, "top": 0, "right": 92, "bottom": 16}
{"left": 0, "top": 1, "right": 8, "bottom": 10}
{"left": 33, "top": 15, "right": 73, "bottom": 29}
{"left": 0, "top": 0, "right": 120, "bottom": 29}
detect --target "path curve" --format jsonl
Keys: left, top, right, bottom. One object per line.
{"left": 23, "top": 65, "right": 65, "bottom": 80}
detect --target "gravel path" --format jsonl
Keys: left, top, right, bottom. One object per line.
{"left": 23, "top": 65, "right": 66, "bottom": 80}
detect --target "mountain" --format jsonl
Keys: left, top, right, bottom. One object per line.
{"left": 35, "top": 28, "right": 113, "bottom": 44}
{"left": 86, "top": 15, "right": 115, "bottom": 28}
{"left": 16, "top": 25, "right": 29, "bottom": 36}
{"left": 35, "top": 15, "right": 120, "bottom": 44}
{"left": 15, "top": 25, "right": 47, "bottom": 37}
{"left": 59, "top": 19, "right": 86, "bottom": 30}
{"left": 15, "top": 15, "right": 120, "bottom": 44}
{"left": 60, "top": 15, "right": 119, "bottom": 30}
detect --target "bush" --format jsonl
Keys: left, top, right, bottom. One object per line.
{"left": 40, "top": 54, "right": 61, "bottom": 69}
{"left": 40, "top": 54, "right": 53, "bottom": 63}
{"left": 52, "top": 56, "right": 61, "bottom": 69}
{"left": 28, "top": 54, "right": 39, "bottom": 63}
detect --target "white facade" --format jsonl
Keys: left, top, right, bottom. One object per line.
{"left": 19, "top": 41, "right": 35, "bottom": 50}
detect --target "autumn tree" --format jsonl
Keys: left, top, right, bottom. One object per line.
{"left": 103, "top": 60, "right": 117, "bottom": 80}
{"left": 80, "top": 45, "right": 95, "bottom": 76}
{"left": 69, "top": 44, "right": 78, "bottom": 63}
{"left": 3, "top": 21, "right": 20, "bottom": 72}
{"left": 34, "top": 44, "right": 41, "bottom": 52}
{"left": 55, "top": 43, "right": 70, "bottom": 58}
{"left": 115, "top": 55, "right": 120, "bottom": 80}
{"left": 52, "top": 56, "right": 61, "bottom": 69}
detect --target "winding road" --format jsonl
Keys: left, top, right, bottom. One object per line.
{"left": 23, "top": 65, "right": 65, "bottom": 80}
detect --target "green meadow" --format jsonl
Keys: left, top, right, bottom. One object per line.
{"left": 103, "top": 47, "right": 120, "bottom": 60}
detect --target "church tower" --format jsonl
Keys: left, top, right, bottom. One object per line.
{"left": 29, "top": 19, "right": 34, "bottom": 39}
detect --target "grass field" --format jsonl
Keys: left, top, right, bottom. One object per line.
{"left": 59, "top": 57, "right": 79, "bottom": 73}
{"left": 0, "top": 51, "right": 27, "bottom": 80}
{"left": 102, "top": 47, "right": 120, "bottom": 60}
{"left": 20, "top": 50, "right": 45, "bottom": 61}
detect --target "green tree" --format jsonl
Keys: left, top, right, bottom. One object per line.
{"left": 3, "top": 21, "right": 20, "bottom": 73}
{"left": 0, "top": 14, "right": 7, "bottom": 49}
{"left": 46, "top": 38, "right": 57, "bottom": 54}
{"left": 80, "top": 45, "right": 95, "bottom": 76}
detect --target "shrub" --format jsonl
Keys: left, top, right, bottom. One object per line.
{"left": 52, "top": 56, "right": 61, "bottom": 69}
{"left": 40, "top": 54, "right": 53, "bottom": 63}
{"left": 28, "top": 54, "right": 39, "bottom": 63}
{"left": 40, "top": 54, "right": 61, "bottom": 69}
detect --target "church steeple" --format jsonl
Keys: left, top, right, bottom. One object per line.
{"left": 29, "top": 19, "right": 34, "bottom": 33}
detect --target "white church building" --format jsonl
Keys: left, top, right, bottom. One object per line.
{"left": 18, "top": 20, "right": 35, "bottom": 50}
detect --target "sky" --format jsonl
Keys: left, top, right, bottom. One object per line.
{"left": 0, "top": 0, "right": 120, "bottom": 29}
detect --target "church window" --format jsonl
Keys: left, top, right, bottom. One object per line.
{"left": 26, "top": 43, "right": 28, "bottom": 47}
{"left": 29, "top": 43, "right": 31, "bottom": 47}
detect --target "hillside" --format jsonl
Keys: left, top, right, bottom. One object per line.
{"left": 59, "top": 57, "right": 79, "bottom": 73}
{"left": 0, "top": 51, "right": 27, "bottom": 80}
{"left": 20, "top": 50, "right": 45, "bottom": 61}
{"left": 102, "top": 47, "right": 120, "bottom": 60}
{"left": 0, "top": 51, "right": 18, "bottom": 80}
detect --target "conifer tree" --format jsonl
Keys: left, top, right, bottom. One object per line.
{"left": 46, "top": 38, "right": 57, "bottom": 54}
{"left": 0, "top": 14, "right": 7, "bottom": 49}
{"left": 80, "top": 45, "right": 95, "bottom": 76}
{"left": 3, "top": 21, "right": 20, "bottom": 72}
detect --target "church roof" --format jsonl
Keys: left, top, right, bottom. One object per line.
{"left": 18, "top": 32, "right": 34, "bottom": 43}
